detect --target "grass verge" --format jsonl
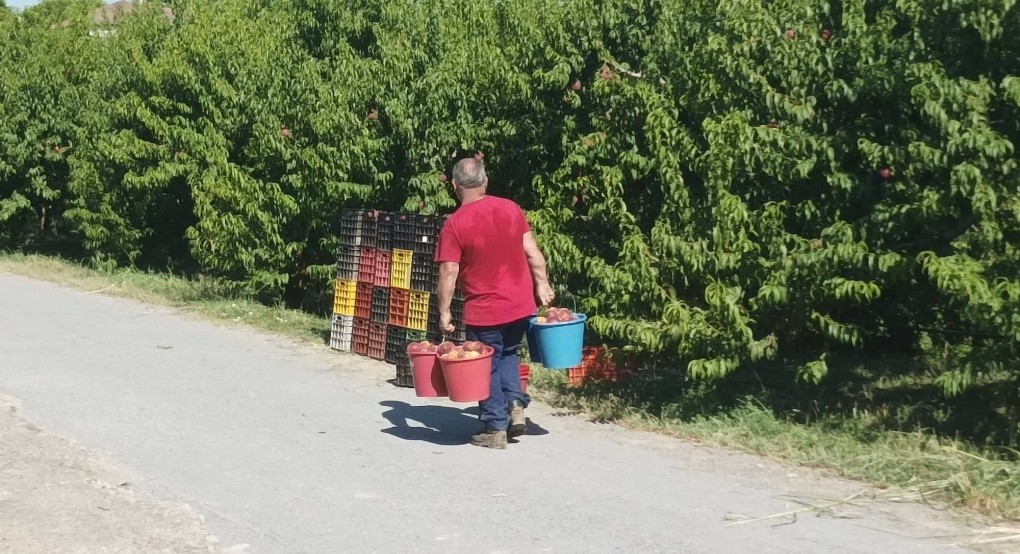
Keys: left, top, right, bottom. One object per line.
{"left": 3, "top": 252, "right": 1019, "bottom": 524}
{"left": 530, "top": 368, "right": 1020, "bottom": 522}
{"left": 0, "top": 253, "right": 329, "bottom": 344}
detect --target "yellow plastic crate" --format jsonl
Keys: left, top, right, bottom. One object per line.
{"left": 408, "top": 290, "right": 430, "bottom": 332}
{"left": 332, "top": 279, "right": 357, "bottom": 316}
{"left": 390, "top": 249, "right": 413, "bottom": 290}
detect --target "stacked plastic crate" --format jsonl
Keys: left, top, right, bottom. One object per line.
{"left": 330, "top": 209, "right": 465, "bottom": 387}
{"left": 328, "top": 210, "right": 360, "bottom": 352}
{"left": 566, "top": 346, "right": 639, "bottom": 387}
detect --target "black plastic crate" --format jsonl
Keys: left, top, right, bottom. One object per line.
{"left": 361, "top": 210, "right": 379, "bottom": 248}
{"left": 336, "top": 245, "right": 360, "bottom": 281}
{"left": 416, "top": 214, "right": 443, "bottom": 239}
{"left": 413, "top": 215, "right": 440, "bottom": 256}
{"left": 411, "top": 255, "right": 438, "bottom": 290}
{"left": 340, "top": 209, "right": 363, "bottom": 247}
{"left": 411, "top": 273, "right": 436, "bottom": 293}
{"left": 425, "top": 294, "right": 465, "bottom": 337}
{"left": 339, "top": 230, "right": 360, "bottom": 248}
{"left": 411, "top": 261, "right": 437, "bottom": 292}
{"left": 394, "top": 214, "right": 417, "bottom": 252}
{"left": 371, "top": 286, "right": 389, "bottom": 324}
{"left": 395, "top": 358, "right": 414, "bottom": 388}
{"left": 451, "top": 294, "right": 464, "bottom": 315}
{"left": 385, "top": 325, "right": 407, "bottom": 365}
{"left": 376, "top": 212, "right": 394, "bottom": 252}
{"left": 427, "top": 299, "right": 440, "bottom": 335}
{"left": 341, "top": 208, "right": 363, "bottom": 227}
{"left": 452, "top": 295, "right": 466, "bottom": 336}
{"left": 412, "top": 237, "right": 435, "bottom": 258}
{"left": 411, "top": 254, "right": 431, "bottom": 275}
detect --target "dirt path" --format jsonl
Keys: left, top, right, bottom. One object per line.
{"left": 0, "top": 395, "right": 216, "bottom": 553}
{"left": 0, "top": 273, "right": 1005, "bottom": 553}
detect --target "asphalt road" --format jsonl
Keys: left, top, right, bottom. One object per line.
{"left": 0, "top": 274, "right": 985, "bottom": 553}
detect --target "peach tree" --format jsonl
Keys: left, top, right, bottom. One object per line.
{"left": 515, "top": 0, "right": 1020, "bottom": 398}
{"left": 1, "top": 0, "right": 1017, "bottom": 404}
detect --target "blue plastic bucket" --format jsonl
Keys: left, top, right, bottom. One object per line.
{"left": 528, "top": 314, "right": 587, "bottom": 369}
{"left": 526, "top": 324, "right": 543, "bottom": 365}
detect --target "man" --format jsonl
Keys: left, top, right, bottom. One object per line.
{"left": 435, "top": 157, "right": 555, "bottom": 449}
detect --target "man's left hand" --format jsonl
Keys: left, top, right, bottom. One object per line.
{"left": 536, "top": 283, "right": 555, "bottom": 307}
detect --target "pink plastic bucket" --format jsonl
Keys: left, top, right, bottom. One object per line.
{"left": 408, "top": 349, "right": 447, "bottom": 397}
{"left": 439, "top": 347, "right": 494, "bottom": 402}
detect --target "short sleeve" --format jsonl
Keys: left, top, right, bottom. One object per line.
{"left": 435, "top": 222, "right": 462, "bottom": 263}
{"left": 517, "top": 205, "right": 532, "bottom": 235}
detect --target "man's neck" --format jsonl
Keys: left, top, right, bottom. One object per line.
{"left": 460, "top": 192, "right": 487, "bottom": 205}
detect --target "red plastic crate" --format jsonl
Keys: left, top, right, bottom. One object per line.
{"left": 352, "top": 318, "right": 371, "bottom": 356}
{"left": 367, "top": 322, "right": 387, "bottom": 360}
{"left": 373, "top": 251, "right": 391, "bottom": 287}
{"left": 520, "top": 364, "right": 531, "bottom": 394}
{"left": 358, "top": 247, "right": 376, "bottom": 284}
{"left": 618, "top": 357, "right": 639, "bottom": 379}
{"left": 388, "top": 289, "right": 410, "bottom": 327}
{"left": 589, "top": 350, "right": 618, "bottom": 381}
{"left": 567, "top": 346, "right": 620, "bottom": 387}
{"left": 567, "top": 366, "right": 587, "bottom": 387}
{"left": 354, "top": 281, "right": 373, "bottom": 320}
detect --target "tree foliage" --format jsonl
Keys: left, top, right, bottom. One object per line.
{"left": 2, "top": 0, "right": 1019, "bottom": 408}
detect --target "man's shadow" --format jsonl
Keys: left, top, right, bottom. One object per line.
{"left": 380, "top": 400, "right": 549, "bottom": 446}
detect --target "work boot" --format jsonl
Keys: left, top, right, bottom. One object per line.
{"left": 508, "top": 400, "right": 527, "bottom": 438}
{"left": 471, "top": 429, "right": 508, "bottom": 449}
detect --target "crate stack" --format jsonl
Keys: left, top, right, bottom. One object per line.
{"left": 330, "top": 209, "right": 466, "bottom": 387}
{"left": 565, "top": 346, "right": 639, "bottom": 387}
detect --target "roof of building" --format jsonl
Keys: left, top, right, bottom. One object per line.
{"left": 89, "top": 1, "right": 174, "bottom": 27}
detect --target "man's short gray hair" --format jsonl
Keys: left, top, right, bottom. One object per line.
{"left": 452, "top": 158, "right": 487, "bottom": 189}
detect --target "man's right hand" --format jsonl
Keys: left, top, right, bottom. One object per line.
{"left": 439, "top": 311, "right": 456, "bottom": 334}
{"left": 536, "top": 283, "right": 555, "bottom": 307}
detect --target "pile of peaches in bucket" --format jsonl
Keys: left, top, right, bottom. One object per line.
{"left": 535, "top": 306, "right": 576, "bottom": 324}
{"left": 407, "top": 340, "right": 493, "bottom": 360}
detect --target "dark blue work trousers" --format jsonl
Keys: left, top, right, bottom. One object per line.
{"left": 466, "top": 317, "right": 532, "bottom": 431}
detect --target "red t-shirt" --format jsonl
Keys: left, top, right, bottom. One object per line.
{"left": 435, "top": 196, "right": 537, "bottom": 326}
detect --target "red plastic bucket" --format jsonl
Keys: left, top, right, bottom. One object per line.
{"left": 519, "top": 364, "right": 531, "bottom": 394}
{"left": 408, "top": 349, "right": 447, "bottom": 397}
{"left": 439, "top": 346, "right": 494, "bottom": 402}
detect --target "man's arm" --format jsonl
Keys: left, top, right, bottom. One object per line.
{"left": 523, "top": 232, "right": 555, "bottom": 306}
{"left": 438, "top": 261, "right": 459, "bottom": 333}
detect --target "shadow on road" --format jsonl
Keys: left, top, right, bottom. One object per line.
{"left": 380, "top": 400, "right": 479, "bottom": 445}
{"left": 379, "top": 400, "right": 550, "bottom": 445}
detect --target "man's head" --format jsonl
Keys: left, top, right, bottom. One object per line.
{"left": 450, "top": 158, "right": 487, "bottom": 201}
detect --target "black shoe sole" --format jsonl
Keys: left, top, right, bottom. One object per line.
{"left": 507, "top": 422, "right": 526, "bottom": 438}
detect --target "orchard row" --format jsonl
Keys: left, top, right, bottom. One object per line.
{"left": 1, "top": 0, "right": 1018, "bottom": 400}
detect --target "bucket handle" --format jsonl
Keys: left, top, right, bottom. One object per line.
{"left": 553, "top": 284, "right": 579, "bottom": 313}
{"left": 438, "top": 331, "right": 459, "bottom": 344}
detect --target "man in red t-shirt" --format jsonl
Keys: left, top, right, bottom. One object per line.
{"left": 435, "top": 157, "right": 555, "bottom": 449}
